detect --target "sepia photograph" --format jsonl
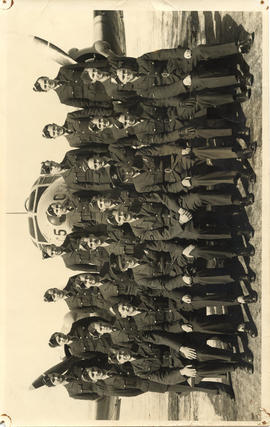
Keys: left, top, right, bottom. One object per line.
{"left": 0, "top": 0, "right": 269, "bottom": 425}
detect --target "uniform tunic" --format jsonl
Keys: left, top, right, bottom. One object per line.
{"left": 55, "top": 65, "right": 110, "bottom": 107}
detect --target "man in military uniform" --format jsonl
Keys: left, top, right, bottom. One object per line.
{"left": 110, "top": 338, "right": 253, "bottom": 370}
{"left": 47, "top": 193, "right": 110, "bottom": 227}
{"left": 108, "top": 144, "right": 256, "bottom": 193}
{"left": 135, "top": 139, "right": 257, "bottom": 161}
{"left": 42, "top": 231, "right": 110, "bottom": 271}
{"left": 60, "top": 153, "right": 136, "bottom": 193}
{"left": 46, "top": 271, "right": 140, "bottom": 303}
{"left": 111, "top": 244, "right": 255, "bottom": 293}
{"left": 86, "top": 34, "right": 254, "bottom": 100}
{"left": 112, "top": 283, "right": 257, "bottom": 313}
{"left": 33, "top": 61, "right": 111, "bottom": 107}
{"left": 42, "top": 112, "right": 132, "bottom": 147}
{"left": 109, "top": 347, "right": 253, "bottom": 385}
{"left": 86, "top": 102, "right": 248, "bottom": 144}
{"left": 107, "top": 202, "right": 252, "bottom": 241}
{"left": 41, "top": 148, "right": 110, "bottom": 176}
{"left": 43, "top": 287, "right": 113, "bottom": 320}
{"left": 65, "top": 186, "right": 254, "bottom": 217}
{"left": 111, "top": 61, "right": 252, "bottom": 100}
{"left": 48, "top": 317, "right": 115, "bottom": 358}
{"left": 31, "top": 359, "right": 104, "bottom": 400}
{"left": 80, "top": 365, "right": 235, "bottom": 397}
{"left": 112, "top": 299, "right": 256, "bottom": 337}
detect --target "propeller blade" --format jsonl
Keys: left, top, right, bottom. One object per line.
{"left": 32, "top": 36, "right": 77, "bottom": 65}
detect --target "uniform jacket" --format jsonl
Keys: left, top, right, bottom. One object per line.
{"left": 61, "top": 232, "right": 110, "bottom": 271}
{"left": 129, "top": 202, "right": 185, "bottom": 241}
{"left": 64, "top": 381, "right": 100, "bottom": 400}
{"left": 63, "top": 165, "right": 114, "bottom": 192}
{"left": 129, "top": 250, "right": 187, "bottom": 291}
{"left": 66, "top": 192, "right": 109, "bottom": 226}
{"left": 60, "top": 148, "right": 109, "bottom": 169}
{"left": 55, "top": 65, "right": 110, "bottom": 107}
{"left": 130, "top": 354, "right": 187, "bottom": 384}
{"left": 109, "top": 144, "right": 189, "bottom": 193}
{"left": 66, "top": 318, "right": 113, "bottom": 357}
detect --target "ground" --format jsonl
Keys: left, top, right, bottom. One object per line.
{"left": 99, "top": 10, "right": 263, "bottom": 422}
{"left": 162, "top": 11, "right": 262, "bottom": 422}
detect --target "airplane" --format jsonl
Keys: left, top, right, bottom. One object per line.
{"left": 32, "top": 10, "right": 126, "bottom": 65}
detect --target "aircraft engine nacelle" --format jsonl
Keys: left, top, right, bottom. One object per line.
{"left": 26, "top": 175, "right": 78, "bottom": 249}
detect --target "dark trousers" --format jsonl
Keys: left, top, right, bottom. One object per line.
{"left": 190, "top": 314, "right": 239, "bottom": 334}
{"left": 190, "top": 245, "right": 238, "bottom": 260}
{"left": 180, "top": 192, "right": 233, "bottom": 211}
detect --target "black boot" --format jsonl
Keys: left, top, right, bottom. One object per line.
{"left": 216, "top": 384, "right": 235, "bottom": 400}
{"left": 238, "top": 244, "right": 255, "bottom": 256}
{"left": 236, "top": 127, "right": 250, "bottom": 143}
{"left": 241, "top": 193, "right": 255, "bottom": 206}
{"left": 238, "top": 170, "right": 257, "bottom": 184}
{"left": 248, "top": 271, "right": 256, "bottom": 282}
{"left": 236, "top": 291, "right": 258, "bottom": 304}
{"left": 238, "top": 271, "right": 256, "bottom": 282}
{"left": 234, "top": 228, "right": 254, "bottom": 239}
{"left": 236, "top": 362, "right": 254, "bottom": 374}
{"left": 237, "top": 32, "right": 255, "bottom": 54}
{"left": 236, "top": 148, "right": 254, "bottom": 159}
{"left": 234, "top": 88, "right": 252, "bottom": 103}
{"left": 242, "top": 291, "right": 258, "bottom": 303}
{"left": 238, "top": 322, "right": 257, "bottom": 338}
{"left": 250, "top": 141, "right": 257, "bottom": 152}
{"left": 236, "top": 72, "right": 254, "bottom": 89}
{"left": 232, "top": 352, "right": 254, "bottom": 364}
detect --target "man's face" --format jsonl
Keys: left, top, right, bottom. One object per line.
{"left": 118, "top": 167, "right": 137, "bottom": 183}
{"left": 120, "top": 256, "right": 138, "bottom": 271}
{"left": 113, "top": 210, "right": 133, "bottom": 225}
{"left": 118, "top": 114, "right": 136, "bottom": 129}
{"left": 92, "top": 322, "right": 112, "bottom": 335}
{"left": 42, "top": 161, "right": 62, "bottom": 175}
{"left": 116, "top": 349, "right": 132, "bottom": 364}
{"left": 117, "top": 68, "right": 135, "bottom": 84}
{"left": 47, "top": 124, "right": 65, "bottom": 139}
{"left": 38, "top": 77, "right": 57, "bottom": 92}
{"left": 55, "top": 333, "right": 68, "bottom": 345}
{"left": 48, "top": 373, "right": 64, "bottom": 386}
{"left": 118, "top": 303, "right": 135, "bottom": 318}
{"left": 85, "top": 367, "right": 105, "bottom": 382}
{"left": 50, "top": 165, "right": 62, "bottom": 174}
{"left": 47, "top": 289, "right": 64, "bottom": 302}
{"left": 79, "top": 237, "right": 102, "bottom": 250}
{"left": 91, "top": 117, "right": 111, "bottom": 131}
{"left": 88, "top": 157, "right": 107, "bottom": 171}
{"left": 51, "top": 202, "right": 67, "bottom": 216}
{"left": 96, "top": 197, "right": 115, "bottom": 211}
{"left": 46, "top": 245, "right": 63, "bottom": 257}
{"left": 79, "top": 274, "right": 101, "bottom": 287}
{"left": 88, "top": 68, "right": 106, "bottom": 82}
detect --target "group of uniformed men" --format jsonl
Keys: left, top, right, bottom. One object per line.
{"left": 31, "top": 33, "right": 258, "bottom": 401}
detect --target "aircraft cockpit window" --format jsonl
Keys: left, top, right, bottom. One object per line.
{"left": 28, "top": 192, "right": 36, "bottom": 212}
{"left": 28, "top": 217, "right": 35, "bottom": 239}
{"left": 34, "top": 217, "right": 47, "bottom": 243}
{"left": 34, "top": 187, "right": 48, "bottom": 212}
{"left": 38, "top": 176, "right": 56, "bottom": 185}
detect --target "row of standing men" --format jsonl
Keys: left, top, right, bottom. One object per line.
{"left": 32, "top": 34, "right": 258, "bottom": 401}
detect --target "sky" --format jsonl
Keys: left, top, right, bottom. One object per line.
{"left": 0, "top": 1, "right": 99, "bottom": 425}
{"left": 0, "top": 2, "right": 167, "bottom": 425}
